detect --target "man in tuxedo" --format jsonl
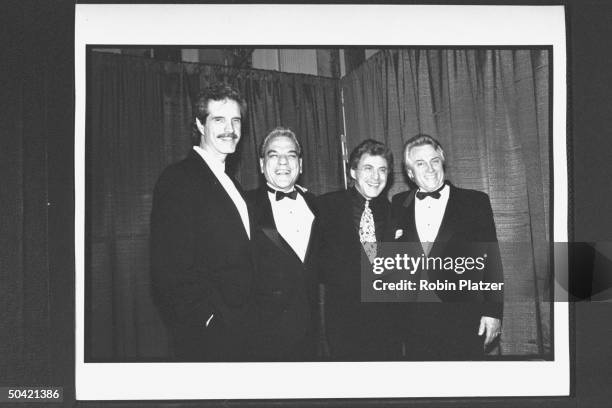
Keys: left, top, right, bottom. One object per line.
{"left": 246, "top": 127, "right": 319, "bottom": 361}
{"left": 150, "top": 83, "right": 254, "bottom": 361}
{"left": 317, "top": 139, "right": 403, "bottom": 360}
{"left": 390, "top": 134, "right": 504, "bottom": 360}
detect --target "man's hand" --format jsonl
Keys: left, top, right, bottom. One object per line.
{"left": 478, "top": 316, "right": 502, "bottom": 347}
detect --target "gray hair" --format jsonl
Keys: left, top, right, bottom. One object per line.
{"left": 259, "top": 127, "right": 302, "bottom": 158}
{"left": 403, "top": 134, "right": 446, "bottom": 166}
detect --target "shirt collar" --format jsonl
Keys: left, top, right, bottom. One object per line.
{"left": 193, "top": 146, "right": 225, "bottom": 173}
{"left": 416, "top": 181, "right": 450, "bottom": 199}
{"left": 266, "top": 182, "right": 296, "bottom": 194}
{"left": 350, "top": 186, "right": 378, "bottom": 207}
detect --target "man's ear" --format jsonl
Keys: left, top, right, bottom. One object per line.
{"left": 406, "top": 167, "right": 414, "bottom": 180}
{"left": 349, "top": 167, "right": 356, "bottom": 180}
{"left": 195, "top": 117, "right": 206, "bottom": 136}
{"left": 259, "top": 158, "right": 265, "bottom": 174}
{"left": 299, "top": 158, "right": 303, "bottom": 174}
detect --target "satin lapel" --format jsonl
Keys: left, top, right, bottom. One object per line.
{"left": 301, "top": 192, "right": 317, "bottom": 265}
{"left": 302, "top": 190, "right": 318, "bottom": 218}
{"left": 340, "top": 191, "right": 360, "bottom": 244}
{"left": 398, "top": 192, "right": 420, "bottom": 243}
{"left": 342, "top": 191, "right": 368, "bottom": 263}
{"left": 190, "top": 151, "right": 250, "bottom": 241}
{"left": 190, "top": 150, "right": 227, "bottom": 197}
{"left": 428, "top": 185, "right": 458, "bottom": 258}
{"left": 256, "top": 187, "right": 302, "bottom": 263}
{"left": 227, "top": 171, "right": 257, "bottom": 234}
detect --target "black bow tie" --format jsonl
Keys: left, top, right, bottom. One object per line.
{"left": 267, "top": 186, "right": 298, "bottom": 201}
{"left": 416, "top": 183, "right": 446, "bottom": 200}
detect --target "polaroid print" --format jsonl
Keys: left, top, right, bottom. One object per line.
{"left": 75, "top": 4, "right": 569, "bottom": 400}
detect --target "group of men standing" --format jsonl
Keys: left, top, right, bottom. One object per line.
{"left": 150, "top": 83, "right": 504, "bottom": 362}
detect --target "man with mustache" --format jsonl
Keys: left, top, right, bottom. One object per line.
{"left": 317, "top": 139, "right": 403, "bottom": 360}
{"left": 246, "top": 127, "right": 319, "bottom": 361}
{"left": 150, "top": 83, "right": 254, "bottom": 361}
{"left": 390, "top": 134, "right": 504, "bottom": 359}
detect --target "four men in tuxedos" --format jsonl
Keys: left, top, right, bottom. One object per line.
{"left": 150, "top": 82, "right": 504, "bottom": 361}
{"left": 246, "top": 127, "right": 319, "bottom": 361}
{"left": 390, "top": 134, "right": 504, "bottom": 359}
{"left": 150, "top": 83, "right": 254, "bottom": 361}
{"left": 317, "top": 140, "right": 403, "bottom": 360}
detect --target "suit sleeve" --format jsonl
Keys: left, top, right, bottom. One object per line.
{"left": 313, "top": 195, "right": 329, "bottom": 284}
{"left": 386, "top": 192, "right": 410, "bottom": 241}
{"left": 477, "top": 193, "right": 504, "bottom": 320}
{"left": 150, "top": 170, "right": 248, "bottom": 331}
{"left": 314, "top": 194, "right": 345, "bottom": 285}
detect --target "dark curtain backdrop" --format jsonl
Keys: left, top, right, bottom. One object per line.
{"left": 87, "top": 52, "right": 343, "bottom": 359}
{"left": 6, "top": 1, "right": 612, "bottom": 405}
{"left": 341, "top": 49, "right": 551, "bottom": 356}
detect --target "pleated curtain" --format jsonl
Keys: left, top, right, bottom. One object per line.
{"left": 88, "top": 52, "right": 343, "bottom": 359}
{"left": 341, "top": 49, "right": 551, "bottom": 356}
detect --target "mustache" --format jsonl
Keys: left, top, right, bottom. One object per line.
{"left": 217, "top": 132, "right": 238, "bottom": 139}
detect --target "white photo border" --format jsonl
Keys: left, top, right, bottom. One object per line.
{"left": 74, "top": 4, "right": 569, "bottom": 400}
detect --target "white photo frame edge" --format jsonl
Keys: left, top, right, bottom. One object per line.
{"left": 74, "top": 4, "right": 569, "bottom": 400}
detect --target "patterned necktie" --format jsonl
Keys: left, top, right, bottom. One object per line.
{"left": 359, "top": 200, "right": 377, "bottom": 262}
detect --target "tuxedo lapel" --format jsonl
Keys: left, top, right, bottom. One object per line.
{"left": 189, "top": 150, "right": 227, "bottom": 197}
{"left": 227, "top": 172, "right": 247, "bottom": 198}
{"left": 300, "top": 191, "right": 318, "bottom": 265}
{"left": 226, "top": 171, "right": 258, "bottom": 234}
{"left": 189, "top": 150, "right": 250, "bottom": 242}
{"left": 341, "top": 191, "right": 362, "bottom": 245}
{"left": 255, "top": 187, "right": 303, "bottom": 263}
{"left": 396, "top": 188, "right": 459, "bottom": 257}
{"left": 301, "top": 190, "right": 318, "bottom": 218}
{"left": 397, "top": 191, "right": 420, "bottom": 243}
{"left": 428, "top": 184, "right": 459, "bottom": 258}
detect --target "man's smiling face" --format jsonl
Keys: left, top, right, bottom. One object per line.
{"left": 350, "top": 153, "right": 389, "bottom": 200}
{"left": 199, "top": 98, "right": 242, "bottom": 161}
{"left": 260, "top": 135, "right": 302, "bottom": 192}
{"left": 405, "top": 144, "right": 445, "bottom": 192}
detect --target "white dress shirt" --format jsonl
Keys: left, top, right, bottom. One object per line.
{"left": 414, "top": 183, "right": 450, "bottom": 245}
{"left": 268, "top": 185, "right": 314, "bottom": 262}
{"left": 193, "top": 146, "right": 250, "bottom": 239}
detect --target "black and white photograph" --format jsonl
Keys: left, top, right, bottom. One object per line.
{"left": 14, "top": 1, "right": 612, "bottom": 406}
{"left": 73, "top": 4, "right": 569, "bottom": 400}
{"left": 86, "top": 45, "right": 551, "bottom": 363}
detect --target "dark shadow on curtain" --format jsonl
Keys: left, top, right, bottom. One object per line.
{"left": 341, "top": 49, "right": 552, "bottom": 357}
{"left": 86, "top": 52, "right": 343, "bottom": 360}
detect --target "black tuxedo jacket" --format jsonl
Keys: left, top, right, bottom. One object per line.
{"left": 390, "top": 183, "right": 504, "bottom": 359}
{"left": 317, "top": 189, "right": 403, "bottom": 361}
{"left": 245, "top": 186, "right": 319, "bottom": 361}
{"left": 150, "top": 150, "right": 255, "bottom": 361}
